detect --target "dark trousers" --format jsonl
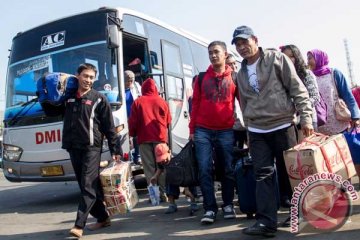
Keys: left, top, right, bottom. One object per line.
{"left": 69, "top": 149, "right": 109, "bottom": 229}
{"left": 166, "top": 184, "right": 198, "bottom": 199}
{"left": 248, "top": 125, "right": 297, "bottom": 229}
{"left": 233, "top": 130, "right": 247, "bottom": 149}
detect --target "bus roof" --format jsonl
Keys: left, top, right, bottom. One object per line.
{"left": 13, "top": 7, "right": 209, "bottom": 46}
{"left": 115, "top": 7, "right": 210, "bottom": 47}
{"left": 12, "top": 6, "right": 239, "bottom": 59}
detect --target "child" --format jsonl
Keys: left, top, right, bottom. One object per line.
{"left": 152, "top": 143, "right": 199, "bottom": 215}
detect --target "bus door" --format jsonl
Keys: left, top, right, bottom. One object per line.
{"left": 160, "top": 40, "right": 188, "bottom": 154}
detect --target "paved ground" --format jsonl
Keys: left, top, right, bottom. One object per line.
{"left": 0, "top": 170, "right": 360, "bottom": 239}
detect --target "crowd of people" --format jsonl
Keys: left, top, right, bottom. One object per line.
{"left": 63, "top": 25, "right": 360, "bottom": 238}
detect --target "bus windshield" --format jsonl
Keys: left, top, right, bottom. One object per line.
{"left": 5, "top": 42, "right": 119, "bottom": 127}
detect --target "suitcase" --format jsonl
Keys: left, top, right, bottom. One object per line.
{"left": 234, "top": 148, "right": 256, "bottom": 217}
{"left": 234, "top": 148, "right": 280, "bottom": 218}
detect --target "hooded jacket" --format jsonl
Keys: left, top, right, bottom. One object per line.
{"left": 189, "top": 65, "right": 237, "bottom": 134}
{"left": 128, "top": 78, "right": 171, "bottom": 144}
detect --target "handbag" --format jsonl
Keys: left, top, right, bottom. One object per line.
{"left": 315, "top": 92, "right": 327, "bottom": 126}
{"left": 335, "top": 99, "right": 351, "bottom": 121}
{"left": 343, "top": 128, "right": 360, "bottom": 165}
{"left": 331, "top": 70, "right": 351, "bottom": 122}
{"left": 165, "top": 140, "right": 199, "bottom": 187}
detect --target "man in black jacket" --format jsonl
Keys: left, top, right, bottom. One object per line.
{"left": 63, "top": 63, "right": 121, "bottom": 238}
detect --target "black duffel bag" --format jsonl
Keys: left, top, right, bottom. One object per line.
{"left": 165, "top": 140, "right": 198, "bottom": 187}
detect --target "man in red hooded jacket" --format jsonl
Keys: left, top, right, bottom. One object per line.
{"left": 189, "top": 41, "right": 238, "bottom": 224}
{"left": 128, "top": 78, "right": 171, "bottom": 200}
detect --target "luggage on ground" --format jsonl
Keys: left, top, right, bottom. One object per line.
{"left": 234, "top": 148, "right": 256, "bottom": 218}
{"left": 234, "top": 147, "right": 280, "bottom": 218}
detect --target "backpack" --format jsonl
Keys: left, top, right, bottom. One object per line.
{"left": 165, "top": 140, "right": 198, "bottom": 187}
{"left": 36, "top": 72, "right": 78, "bottom": 116}
{"left": 197, "top": 71, "right": 237, "bottom": 90}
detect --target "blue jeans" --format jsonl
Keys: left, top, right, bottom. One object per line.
{"left": 194, "top": 127, "right": 235, "bottom": 213}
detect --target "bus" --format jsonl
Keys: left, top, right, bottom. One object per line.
{"left": 2, "top": 7, "right": 237, "bottom": 182}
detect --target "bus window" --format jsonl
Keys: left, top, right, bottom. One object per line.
{"left": 123, "top": 35, "right": 149, "bottom": 85}
{"left": 161, "top": 41, "right": 184, "bottom": 126}
{"left": 190, "top": 41, "right": 209, "bottom": 73}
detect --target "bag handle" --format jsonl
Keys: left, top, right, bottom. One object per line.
{"left": 330, "top": 69, "right": 341, "bottom": 101}
{"left": 295, "top": 132, "right": 329, "bottom": 149}
{"left": 294, "top": 132, "right": 332, "bottom": 178}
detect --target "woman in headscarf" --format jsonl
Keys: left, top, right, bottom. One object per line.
{"left": 308, "top": 49, "right": 360, "bottom": 187}
{"left": 307, "top": 49, "right": 360, "bottom": 135}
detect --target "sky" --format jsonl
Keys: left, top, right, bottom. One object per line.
{"left": 1, "top": 0, "right": 360, "bottom": 111}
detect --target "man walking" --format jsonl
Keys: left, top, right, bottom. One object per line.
{"left": 62, "top": 63, "right": 121, "bottom": 238}
{"left": 189, "top": 41, "right": 237, "bottom": 224}
{"left": 128, "top": 78, "right": 171, "bottom": 201}
{"left": 231, "top": 26, "right": 313, "bottom": 237}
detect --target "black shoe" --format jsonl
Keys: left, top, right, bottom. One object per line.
{"left": 246, "top": 213, "right": 255, "bottom": 219}
{"left": 243, "top": 222, "right": 276, "bottom": 238}
{"left": 279, "top": 216, "right": 291, "bottom": 227}
{"left": 281, "top": 199, "right": 292, "bottom": 208}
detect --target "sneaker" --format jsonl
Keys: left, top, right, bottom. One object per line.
{"left": 190, "top": 202, "right": 200, "bottom": 211}
{"left": 165, "top": 203, "right": 178, "bottom": 214}
{"left": 201, "top": 210, "right": 216, "bottom": 224}
{"left": 223, "top": 205, "right": 236, "bottom": 219}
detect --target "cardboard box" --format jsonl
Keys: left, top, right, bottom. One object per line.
{"left": 100, "top": 161, "right": 138, "bottom": 216}
{"left": 284, "top": 134, "right": 356, "bottom": 189}
{"left": 100, "top": 161, "right": 131, "bottom": 188}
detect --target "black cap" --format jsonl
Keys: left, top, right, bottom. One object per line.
{"left": 231, "top": 26, "right": 255, "bottom": 44}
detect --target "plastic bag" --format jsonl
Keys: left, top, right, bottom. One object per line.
{"left": 343, "top": 128, "right": 360, "bottom": 164}
{"left": 147, "top": 183, "right": 160, "bottom": 206}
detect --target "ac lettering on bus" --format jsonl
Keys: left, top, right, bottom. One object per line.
{"left": 35, "top": 129, "right": 61, "bottom": 144}
{"left": 40, "top": 31, "right": 66, "bottom": 51}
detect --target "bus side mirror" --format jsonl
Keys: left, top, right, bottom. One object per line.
{"left": 106, "top": 25, "right": 119, "bottom": 49}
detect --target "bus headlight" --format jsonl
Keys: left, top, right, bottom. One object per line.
{"left": 3, "top": 144, "right": 23, "bottom": 162}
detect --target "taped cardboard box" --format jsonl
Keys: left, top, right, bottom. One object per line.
{"left": 100, "top": 161, "right": 139, "bottom": 216}
{"left": 284, "top": 133, "right": 356, "bottom": 189}
{"left": 103, "top": 181, "right": 139, "bottom": 216}
{"left": 100, "top": 161, "right": 131, "bottom": 188}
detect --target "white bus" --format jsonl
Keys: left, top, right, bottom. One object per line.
{"left": 2, "top": 7, "right": 236, "bottom": 182}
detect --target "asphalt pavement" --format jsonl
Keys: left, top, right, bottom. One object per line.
{"left": 0, "top": 170, "right": 360, "bottom": 240}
